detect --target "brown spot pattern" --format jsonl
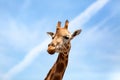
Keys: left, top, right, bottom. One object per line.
{"left": 65, "top": 60, "right": 68, "bottom": 65}
{"left": 66, "top": 55, "right": 68, "bottom": 58}
{"left": 64, "top": 52, "right": 67, "bottom": 54}
{"left": 66, "top": 45, "right": 69, "bottom": 49}
{"left": 59, "top": 53, "right": 64, "bottom": 60}
{"left": 53, "top": 75, "right": 60, "bottom": 80}
{"left": 56, "top": 62, "right": 64, "bottom": 73}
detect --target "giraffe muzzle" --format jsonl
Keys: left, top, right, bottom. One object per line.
{"left": 47, "top": 46, "right": 56, "bottom": 55}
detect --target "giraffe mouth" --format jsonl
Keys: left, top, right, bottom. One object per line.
{"left": 47, "top": 44, "right": 68, "bottom": 54}
{"left": 47, "top": 46, "right": 56, "bottom": 55}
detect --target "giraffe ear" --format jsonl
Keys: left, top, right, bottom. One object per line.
{"left": 71, "top": 29, "right": 82, "bottom": 40}
{"left": 57, "top": 21, "right": 61, "bottom": 28}
{"left": 47, "top": 32, "right": 55, "bottom": 38}
{"left": 64, "top": 20, "right": 69, "bottom": 29}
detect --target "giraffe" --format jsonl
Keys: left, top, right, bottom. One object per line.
{"left": 45, "top": 20, "right": 82, "bottom": 80}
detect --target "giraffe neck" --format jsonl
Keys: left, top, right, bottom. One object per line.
{"left": 45, "top": 51, "right": 69, "bottom": 80}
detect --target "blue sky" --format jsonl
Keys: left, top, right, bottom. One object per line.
{"left": 0, "top": 0, "right": 120, "bottom": 80}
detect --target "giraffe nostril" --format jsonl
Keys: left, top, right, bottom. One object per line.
{"left": 48, "top": 43, "right": 55, "bottom": 47}
{"left": 51, "top": 43, "right": 55, "bottom": 46}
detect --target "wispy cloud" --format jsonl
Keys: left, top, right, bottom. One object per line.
{"left": 67, "top": 14, "right": 116, "bottom": 80}
{"left": 2, "top": 39, "right": 50, "bottom": 80}
{"left": 2, "top": 0, "right": 109, "bottom": 80}
{"left": 0, "top": 21, "right": 34, "bottom": 51}
{"left": 68, "top": 4, "right": 120, "bottom": 78}
{"left": 109, "top": 70, "right": 120, "bottom": 80}
{"left": 69, "top": 0, "right": 109, "bottom": 31}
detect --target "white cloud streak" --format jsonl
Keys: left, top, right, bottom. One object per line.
{"left": 109, "top": 70, "right": 120, "bottom": 80}
{"left": 2, "top": 39, "right": 50, "bottom": 80}
{"left": 2, "top": 0, "right": 109, "bottom": 80}
{"left": 69, "top": 0, "right": 109, "bottom": 31}
{"left": 68, "top": 15, "right": 119, "bottom": 80}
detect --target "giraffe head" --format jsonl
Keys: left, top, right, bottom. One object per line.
{"left": 47, "top": 20, "right": 82, "bottom": 54}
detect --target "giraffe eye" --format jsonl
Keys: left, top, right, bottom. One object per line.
{"left": 63, "top": 36, "right": 69, "bottom": 39}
